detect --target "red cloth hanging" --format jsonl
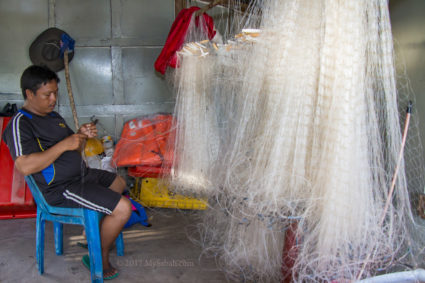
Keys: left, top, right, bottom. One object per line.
{"left": 154, "top": 6, "right": 216, "bottom": 75}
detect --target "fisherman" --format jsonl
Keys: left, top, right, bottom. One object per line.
{"left": 2, "top": 65, "right": 131, "bottom": 280}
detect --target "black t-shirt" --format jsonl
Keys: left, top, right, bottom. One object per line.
{"left": 2, "top": 108, "right": 88, "bottom": 204}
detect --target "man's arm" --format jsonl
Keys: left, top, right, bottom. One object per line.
{"left": 14, "top": 133, "right": 87, "bottom": 176}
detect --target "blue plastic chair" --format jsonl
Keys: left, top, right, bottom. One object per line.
{"left": 25, "top": 175, "right": 124, "bottom": 283}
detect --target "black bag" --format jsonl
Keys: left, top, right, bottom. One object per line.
{"left": 0, "top": 103, "right": 18, "bottom": 117}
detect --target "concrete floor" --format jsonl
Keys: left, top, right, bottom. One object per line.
{"left": 0, "top": 209, "right": 230, "bottom": 283}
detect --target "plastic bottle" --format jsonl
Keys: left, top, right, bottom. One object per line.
{"left": 102, "top": 136, "right": 114, "bottom": 157}
{"left": 101, "top": 136, "right": 116, "bottom": 172}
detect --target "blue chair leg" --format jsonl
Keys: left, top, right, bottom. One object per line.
{"left": 54, "top": 222, "right": 63, "bottom": 255}
{"left": 84, "top": 209, "right": 103, "bottom": 283}
{"left": 116, "top": 233, "right": 124, "bottom": 257}
{"left": 36, "top": 210, "right": 45, "bottom": 274}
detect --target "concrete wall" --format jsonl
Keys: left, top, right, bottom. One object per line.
{"left": 1, "top": 0, "right": 424, "bottom": 156}
{"left": 0, "top": 0, "right": 175, "bottom": 140}
{"left": 390, "top": 0, "right": 425, "bottom": 160}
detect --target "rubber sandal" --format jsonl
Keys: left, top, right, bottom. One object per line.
{"left": 103, "top": 267, "right": 119, "bottom": 280}
{"left": 82, "top": 254, "right": 119, "bottom": 280}
{"left": 77, "top": 242, "right": 88, "bottom": 249}
{"left": 82, "top": 254, "right": 90, "bottom": 270}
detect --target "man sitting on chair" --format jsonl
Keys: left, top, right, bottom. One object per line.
{"left": 2, "top": 65, "right": 132, "bottom": 280}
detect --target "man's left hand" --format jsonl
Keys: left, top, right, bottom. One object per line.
{"left": 78, "top": 123, "right": 98, "bottom": 138}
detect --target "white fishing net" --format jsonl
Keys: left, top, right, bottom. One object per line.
{"left": 164, "top": 0, "right": 425, "bottom": 281}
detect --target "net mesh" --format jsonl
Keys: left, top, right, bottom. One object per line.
{"left": 160, "top": 0, "right": 425, "bottom": 281}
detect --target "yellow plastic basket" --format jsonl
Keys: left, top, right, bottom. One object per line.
{"left": 131, "top": 177, "right": 207, "bottom": 210}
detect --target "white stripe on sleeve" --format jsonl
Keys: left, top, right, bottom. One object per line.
{"left": 12, "top": 113, "right": 23, "bottom": 156}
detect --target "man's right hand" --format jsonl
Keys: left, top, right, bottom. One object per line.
{"left": 61, "top": 133, "right": 88, "bottom": 151}
{"left": 15, "top": 133, "right": 88, "bottom": 176}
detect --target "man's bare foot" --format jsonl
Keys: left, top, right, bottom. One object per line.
{"left": 103, "top": 263, "right": 119, "bottom": 280}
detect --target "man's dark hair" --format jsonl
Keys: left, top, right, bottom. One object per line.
{"left": 20, "top": 65, "right": 60, "bottom": 99}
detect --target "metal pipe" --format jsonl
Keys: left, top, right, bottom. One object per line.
{"left": 357, "top": 269, "right": 425, "bottom": 283}
{"left": 357, "top": 101, "right": 413, "bottom": 280}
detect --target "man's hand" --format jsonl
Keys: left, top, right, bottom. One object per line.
{"left": 15, "top": 133, "right": 88, "bottom": 176}
{"left": 60, "top": 133, "right": 88, "bottom": 151}
{"left": 78, "top": 123, "right": 98, "bottom": 138}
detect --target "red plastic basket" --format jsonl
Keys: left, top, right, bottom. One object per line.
{"left": 0, "top": 117, "right": 37, "bottom": 219}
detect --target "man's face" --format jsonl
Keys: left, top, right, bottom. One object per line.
{"left": 26, "top": 80, "right": 58, "bottom": 116}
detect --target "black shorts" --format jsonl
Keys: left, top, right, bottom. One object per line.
{"left": 57, "top": 168, "right": 121, "bottom": 215}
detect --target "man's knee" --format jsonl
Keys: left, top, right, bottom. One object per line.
{"left": 112, "top": 196, "right": 132, "bottom": 220}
